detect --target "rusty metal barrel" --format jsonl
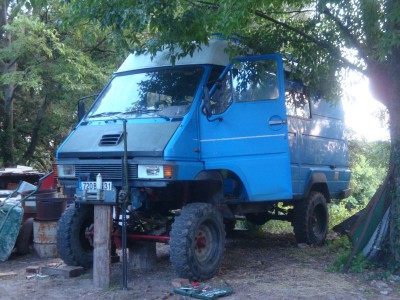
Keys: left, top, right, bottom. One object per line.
{"left": 35, "top": 198, "right": 66, "bottom": 221}
{"left": 31, "top": 190, "right": 67, "bottom": 258}
{"left": 33, "top": 220, "right": 59, "bottom": 258}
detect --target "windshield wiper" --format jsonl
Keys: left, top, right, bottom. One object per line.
{"left": 89, "top": 109, "right": 172, "bottom": 121}
{"left": 127, "top": 108, "right": 172, "bottom": 121}
{"left": 88, "top": 112, "right": 125, "bottom": 119}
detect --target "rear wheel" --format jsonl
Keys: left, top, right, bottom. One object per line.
{"left": 293, "top": 191, "right": 328, "bottom": 245}
{"left": 170, "top": 203, "right": 225, "bottom": 280}
{"left": 57, "top": 205, "right": 94, "bottom": 268}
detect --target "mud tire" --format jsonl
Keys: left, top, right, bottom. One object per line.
{"left": 170, "top": 203, "right": 225, "bottom": 280}
{"left": 57, "top": 205, "right": 94, "bottom": 268}
{"left": 293, "top": 191, "right": 328, "bottom": 245}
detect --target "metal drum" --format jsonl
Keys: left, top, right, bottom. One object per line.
{"left": 35, "top": 199, "right": 66, "bottom": 221}
{"left": 33, "top": 220, "right": 58, "bottom": 258}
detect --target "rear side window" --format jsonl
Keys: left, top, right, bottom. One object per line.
{"left": 285, "top": 81, "right": 311, "bottom": 118}
{"left": 233, "top": 60, "right": 279, "bottom": 102}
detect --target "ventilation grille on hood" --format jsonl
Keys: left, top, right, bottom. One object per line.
{"left": 99, "top": 133, "right": 123, "bottom": 146}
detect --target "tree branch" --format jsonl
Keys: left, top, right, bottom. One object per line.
{"left": 83, "top": 37, "right": 107, "bottom": 52}
{"left": 6, "top": 57, "right": 19, "bottom": 70}
{"left": 322, "top": 6, "right": 370, "bottom": 65}
{"left": 254, "top": 10, "right": 368, "bottom": 75}
{"left": 22, "top": 94, "right": 51, "bottom": 163}
{"left": 268, "top": 9, "right": 316, "bottom": 15}
{"left": 188, "top": 0, "right": 218, "bottom": 9}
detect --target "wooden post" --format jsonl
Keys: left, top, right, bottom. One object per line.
{"left": 93, "top": 205, "right": 112, "bottom": 288}
{"left": 129, "top": 242, "right": 157, "bottom": 271}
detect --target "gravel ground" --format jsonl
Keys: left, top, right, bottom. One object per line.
{"left": 1, "top": 231, "right": 400, "bottom": 300}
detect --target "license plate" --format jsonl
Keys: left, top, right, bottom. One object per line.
{"left": 80, "top": 181, "right": 113, "bottom": 191}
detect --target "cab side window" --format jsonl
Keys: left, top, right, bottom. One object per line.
{"left": 233, "top": 60, "right": 279, "bottom": 102}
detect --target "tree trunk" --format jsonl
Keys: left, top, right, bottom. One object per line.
{"left": 21, "top": 95, "right": 51, "bottom": 163}
{"left": 2, "top": 75, "right": 16, "bottom": 166}
{"left": 387, "top": 100, "right": 400, "bottom": 264}
{"left": 0, "top": 0, "right": 17, "bottom": 167}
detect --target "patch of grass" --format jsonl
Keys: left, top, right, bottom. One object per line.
{"left": 262, "top": 220, "right": 293, "bottom": 234}
{"left": 236, "top": 219, "right": 293, "bottom": 235}
{"left": 78, "top": 273, "right": 92, "bottom": 280}
{"left": 366, "top": 270, "right": 395, "bottom": 281}
{"left": 105, "top": 284, "right": 121, "bottom": 292}
{"left": 326, "top": 236, "right": 373, "bottom": 273}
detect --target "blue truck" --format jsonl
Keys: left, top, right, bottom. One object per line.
{"left": 55, "top": 39, "right": 351, "bottom": 280}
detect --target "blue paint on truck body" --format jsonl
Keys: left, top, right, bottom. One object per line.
{"left": 56, "top": 39, "right": 350, "bottom": 207}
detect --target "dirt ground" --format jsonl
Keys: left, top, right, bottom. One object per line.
{"left": 1, "top": 231, "right": 400, "bottom": 300}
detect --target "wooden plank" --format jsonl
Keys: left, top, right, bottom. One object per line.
{"left": 0, "top": 272, "right": 17, "bottom": 279}
{"left": 93, "top": 205, "right": 112, "bottom": 288}
{"left": 26, "top": 266, "right": 40, "bottom": 274}
{"left": 41, "top": 265, "right": 85, "bottom": 278}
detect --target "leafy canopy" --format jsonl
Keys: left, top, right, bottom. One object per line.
{"left": 0, "top": 1, "right": 117, "bottom": 169}
{"left": 63, "top": 0, "right": 398, "bottom": 101}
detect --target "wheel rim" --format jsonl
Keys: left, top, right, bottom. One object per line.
{"left": 194, "top": 221, "right": 216, "bottom": 265}
{"left": 311, "top": 204, "right": 327, "bottom": 236}
{"left": 80, "top": 220, "right": 94, "bottom": 253}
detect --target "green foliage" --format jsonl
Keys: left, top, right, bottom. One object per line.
{"left": 327, "top": 236, "right": 373, "bottom": 273}
{"left": 328, "top": 138, "right": 389, "bottom": 228}
{"left": 328, "top": 201, "right": 359, "bottom": 228}
{"left": 347, "top": 139, "right": 389, "bottom": 207}
{"left": 0, "top": 1, "right": 118, "bottom": 169}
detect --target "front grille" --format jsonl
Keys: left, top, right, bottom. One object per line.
{"left": 75, "top": 164, "right": 138, "bottom": 180}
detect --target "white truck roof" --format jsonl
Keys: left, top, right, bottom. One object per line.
{"left": 116, "top": 39, "right": 230, "bottom": 73}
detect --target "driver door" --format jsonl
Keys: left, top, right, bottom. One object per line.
{"left": 199, "top": 55, "right": 292, "bottom": 201}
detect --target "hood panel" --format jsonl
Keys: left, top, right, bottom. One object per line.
{"left": 58, "top": 122, "right": 180, "bottom": 158}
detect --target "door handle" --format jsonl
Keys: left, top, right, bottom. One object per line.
{"left": 268, "top": 120, "right": 287, "bottom": 125}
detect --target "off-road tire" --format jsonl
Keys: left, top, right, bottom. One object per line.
{"left": 16, "top": 218, "right": 34, "bottom": 255}
{"left": 170, "top": 203, "right": 225, "bottom": 280}
{"left": 293, "top": 191, "right": 328, "bottom": 245}
{"left": 57, "top": 205, "right": 94, "bottom": 268}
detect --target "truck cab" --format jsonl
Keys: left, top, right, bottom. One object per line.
{"left": 55, "top": 39, "right": 351, "bottom": 280}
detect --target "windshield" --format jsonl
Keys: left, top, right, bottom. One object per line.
{"left": 87, "top": 66, "right": 204, "bottom": 120}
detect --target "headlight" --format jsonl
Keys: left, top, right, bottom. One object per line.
{"left": 138, "top": 165, "right": 173, "bottom": 179}
{"left": 57, "top": 165, "right": 75, "bottom": 178}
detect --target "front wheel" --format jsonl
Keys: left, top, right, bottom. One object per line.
{"left": 57, "top": 205, "right": 94, "bottom": 268}
{"left": 170, "top": 203, "right": 225, "bottom": 280}
{"left": 293, "top": 191, "right": 328, "bottom": 245}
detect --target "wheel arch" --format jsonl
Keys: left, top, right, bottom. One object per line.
{"left": 304, "top": 173, "right": 330, "bottom": 202}
{"left": 193, "top": 170, "right": 224, "bottom": 204}
{"left": 193, "top": 169, "right": 243, "bottom": 219}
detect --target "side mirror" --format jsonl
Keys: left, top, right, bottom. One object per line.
{"left": 203, "top": 85, "right": 212, "bottom": 118}
{"left": 78, "top": 100, "right": 86, "bottom": 121}
{"left": 77, "top": 93, "right": 99, "bottom": 121}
